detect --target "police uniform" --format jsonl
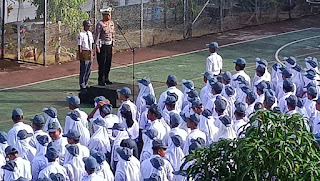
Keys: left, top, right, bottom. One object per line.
{"left": 95, "top": 8, "right": 115, "bottom": 85}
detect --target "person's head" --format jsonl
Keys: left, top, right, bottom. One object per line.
{"left": 233, "top": 58, "right": 246, "bottom": 71}
{"left": 255, "top": 81, "right": 267, "bottom": 96}
{"left": 191, "top": 99, "right": 204, "bottom": 115}
{"left": 234, "top": 102, "right": 246, "bottom": 120}
{"left": 187, "top": 114, "right": 200, "bottom": 130}
{"left": 101, "top": 8, "right": 112, "bottom": 21}
{"left": 47, "top": 122, "right": 62, "bottom": 141}
{"left": 263, "top": 92, "right": 275, "bottom": 110}
{"left": 0, "top": 132, "right": 7, "bottom": 144}
{"left": 90, "top": 149, "right": 106, "bottom": 165}
{"left": 66, "top": 96, "right": 80, "bottom": 110}
{"left": 202, "top": 71, "right": 213, "bottom": 83}
{"left": 221, "top": 71, "right": 232, "bottom": 85}
{"left": 307, "top": 86, "right": 317, "bottom": 100}
{"left": 12, "top": 108, "right": 23, "bottom": 123}
{"left": 254, "top": 102, "right": 264, "bottom": 111}
{"left": 30, "top": 115, "right": 45, "bottom": 131}
{"left": 166, "top": 75, "right": 178, "bottom": 87}
{"left": 283, "top": 78, "right": 294, "bottom": 93}
{"left": 82, "top": 20, "right": 92, "bottom": 31}
{"left": 143, "top": 94, "right": 156, "bottom": 106}
{"left": 66, "top": 144, "right": 79, "bottom": 157}
{"left": 112, "top": 123, "right": 126, "bottom": 138}
{"left": 245, "top": 91, "right": 257, "bottom": 105}
{"left": 206, "top": 42, "right": 218, "bottom": 53}
{"left": 120, "top": 104, "right": 132, "bottom": 120}
{"left": 211, "top": 81, "right": 223, "bottom": 95}
{"left": 315, "top": 97, "right": 320, "bottom": 111}
{"left": 286, "top": 95, "right": 298, "bottom": 111}
{"left": 214, "top": 96, "right": 227, "bottom": 116}
{"left": 45, "top": 146, "right": 59, "bottom": 162}
{"left": 225, "top": 86, "right": 235, "bottom": 97}
{"left": 99, "top": 104, "right": 113, "bottom": 118}
{"left": 43, "top": 107, "right": 58, "bottom": 119}
{"left": 83, "top": 156, "right": 98, "bottom": 175}
{"left": 5, "top": 146, "right": 19, "bottom": 160}
{"left": 152, "top": 140, "right": 167, "bottom": 157}
{"left": 285, "top": 56, "right": 297, "bottom": 68}
{"left": 165, "top": 95, "right": 177, "bottom": 111}
{"left": 50, "top": 173, "right": 65, "bottom": 181}
{"left": 256, "top": 64, "right": 266, "bottom": 77}
{"left": 117, "top": 87, "right": 131, "bottom": 101}
{"left": 63, "top": 130, "right": 80, "bottom": 144}
{"left": 147, "top": 104, "right": 162, "bottom": 121}
{"left": 219, "top": 115, "right": 232, "bottom": 128}
{"left": 280, "top": 67, "right": 292, "bottom": 79}
{"left": 169, "top": 112, "right": 182, "bottom": 128}
{"left": 116, "top": 146, "right": 133, "bottom": 161}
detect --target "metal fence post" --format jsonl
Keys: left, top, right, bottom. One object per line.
{"left": 43, "top": 0, "right": 47, "bottom": 65}
{"left": 1, "top": 0, "right": 5, "bottom": 60}
{"left": 140, "top": 0, "right": 143, "bottom": 48}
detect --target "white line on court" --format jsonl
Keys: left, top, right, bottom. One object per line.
{"left": 274, "top": 35, "right": 320, "bottom": 63}
{"left": 0, "top": 27, "right": 316, "bottom": 92}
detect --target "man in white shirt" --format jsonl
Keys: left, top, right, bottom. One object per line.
{"left": 65, "top": 95, "right": 89, "bottom": 132}
{"left": 278, "top": 79, "right": 294, "bottom": 113}
{"left": 78, "top": 20, "right": 94, "bottom": 91}
{"left": 255, "top": 81, "right": 268, "bottom": 104}
{"left": 29, "top": 115, "right": 50, "bottom": 148}
{"left": 82, "top": 156, "right": 105, "bottom": 180}
{"left": 47, "top": 122, "right": 68, "bottom": 165}
{"left": 158, "top": 75, "right": 184, "bottom": 111}
{"left": 200, "top": 71, "right": 214, "bottom": 106}
{"left": 233, "top": 102, "right": 248, "bottom": 137}
{"left": 117, "top": 87, "right": 138, "bottom": 122}
{"left": 62, "top": 130, "right": 90, "bottom": 159}
{"left": 7, "top": 108, "right": 34, "bottom": 148}
{"left": 286, "top": 95, "right": 298, "bottom": 115}
{"left": 147, "top": 104, "right": 168, "bottom": 140}
{"left": 205, "top": 42, "right": 223, "bottom": 76}
{"left": 305, "top": 86, "right": 318, "bottom": 119}
{"left": 162, "top": 112, "right": 188, "bottom": 148}
{"left": 263, "top": 91, "right": 276, "bottom": 111}
{"left": 115, "top": 147, "right": 141, "bottom": 180}
{"left": 245, "top": 90, "right": 257, "bottom": 118}
{"left": 231, "top": 58, "right": 251, "bottom": 87}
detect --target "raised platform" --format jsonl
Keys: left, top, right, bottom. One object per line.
{"left": 79, "top": 82, "right": 139, "bottom": 107}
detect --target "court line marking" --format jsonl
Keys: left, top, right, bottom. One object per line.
{"left": 275, "top": 35, "right": 320, "bottom": 63}
{"left": 0, "top": 27, "right": 316, "bottom": 92}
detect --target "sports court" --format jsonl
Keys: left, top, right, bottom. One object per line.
{"left": 0, "top": 27, "right": 320, "bottom": 131}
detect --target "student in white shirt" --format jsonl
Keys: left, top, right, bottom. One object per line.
{"left": 117, "top": 87, "right": 138, "bottom": 123}
{"left": 140, "top": 129, "right": 158, "bottom": 162}
{"left": 63, "top": 144, "right": 86, "bottom": 181}
{"left": 82, "top": 156, "right": 105, "bottom": 180}
{"left": 163, "top": 94, "right": 180, "bottom": 125}
{"left": 200, "top": 71, "right": 214, "bottom": 106}
{"left": 78, "top": 20, "right": 94, "bottom": 91}
{"left": 7, "top": 108, "right": 34, "bottom": 148}
{"left": 88, "top": 118, "right": 111, "bottom": 157}
{"left": 214, "top": 115, "right": 237, "bottom": 142}
{"left": 115, "top": 147, "right": 141, "bottom": 181}
{"left": 31, "top": 135, "right": 49, "bottom": 181}
{"left": 181, "top": 79, "right": 195, "bottom": 109}
{"left": 231, "top": 58, "right": 251, "bottom": 87}
{"left": 136, "top": 77, "right": 156, "bottom": 120}
{"left": 162, "top": 112, "right": 188, "bottom": 148}
{"left": 29, "top": 115, "right": 50, "bottom": 148}
{"left": 278, "top": 79, "right": 294, "bottom": 113}
{"left": 158, "top": 75, "right": 184, "bottom": 111}
{"left": 285, "top": 95, "right": 298, "bottom": 115}
{"left": 65, "top": 111, "right": 90, "bottom": 146}
{"left": 16, "top": 130, "right": 36, "bottom": 163}
{"left": 43, "top": 107, "right": 61, "bottom": 133}
{"left": 47, "top": 122, "right": 68, "bottom": 165}
{"left": 91, "top": 150, "right": 114, "bottom": 181}
{"left": 263, "top": 90, "right": 276, "bottom": 111}
{"left": 205, "top": 42, "right": 223, "bottom": 76}
{"left": 165, "top": 135, "right": 185, "bottom": 181}
{"left": 147, "top": 104, "right": 170, "bottom": 140}
{"left": 304, "top": 86, "right": 317, "bottom": 119}
{"left": 119, "top": 104, "right": 139, "bottom": 140}
{"left": 0, "top": 132, "right": 8, "bottom": 157}
{"left": 255, "top": 81, "right": 268, "bottom": 104}
{"left": 245, "top": 90, "right": 257, "bottom": 118}
{"left": 65, "top": 96, "right": 89, "bottom": 132}
{"left": 233, "top": 102, "right": 249, "bottom": 137}
{"left": 63, "top": 129, "right": 90, "bottom": 159}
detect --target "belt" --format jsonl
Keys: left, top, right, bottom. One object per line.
{"left": 100, "top": 40, "right": 112, "bottom": 45}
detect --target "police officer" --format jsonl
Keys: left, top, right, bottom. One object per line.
{"left": 95, "top": 7, "right": 115, "bottom": 85}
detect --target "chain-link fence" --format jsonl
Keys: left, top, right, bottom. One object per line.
{"left": 0, "top": 0, "right": 319, "bottom": 65}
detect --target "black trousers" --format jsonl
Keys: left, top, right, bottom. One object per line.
{"left": 97, "top": 45, "right": 112, "bottom": 83}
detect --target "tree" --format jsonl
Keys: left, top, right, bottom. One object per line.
{"left": 185, "top": 111, "right": 320, "bottom": 180}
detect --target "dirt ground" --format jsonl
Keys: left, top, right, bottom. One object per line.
{"left": 1, "top": 14, "right": 320, "bottom": 89}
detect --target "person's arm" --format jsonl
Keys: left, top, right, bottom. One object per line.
{"left": 94, "top": 22, "right": 102, "bottom": 53}
{"left": 77, "top": 34, "right": 82, "bottom": 60}
{"left": 87, "top": 99, "right": 110, "bottom": 120}
{"left": 206, "top": 57, "right": 211, "bottom": 72}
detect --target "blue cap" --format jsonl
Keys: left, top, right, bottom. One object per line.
{"left": 219, "top": 115, "right": 232, "bottom": 126}
{"left": 187, "top": 89, "right": 199, "bottom": 99}
{"left": 120, "top": 139, "right": 136, "bottom": 150}
{"left": 150, "top": 157, "right": 164, "bottom": 170}
{"left": 0, "top": 132, "right": 7, "bottom": 143}
{"left": 305, "top": 69, "right": 317, "bottom": 76}
{"left": 1, "top": 160, "right": 16, "bottom": 171}
{"left": 273, "top": 106, "right": 281, "bottom": 113}
{"left": 235, "top": 102, "right": 246, "bottom": 114}
{"left": 256, "top": 64, "right": 266, "bottom": 73}
{"left": 256, "top": 81, "right": 268, "bottom": 91}
{"left": 307, "top": 86, "right": 317, "bottom": 97}
{"left": 83, "top": 156, "right": 99, "bottom": 169}
{"left": 272, "top": 63, "right": 282, "bottom": 71}
{"left": 137, "top": 77, "right": 151, "bottom": 86}
{"left": 93, "top": 118, "right": 106, "bottom": 127}
{"left": 180, "top": 112, "right": 188, "bottom": 123}
{"left": 142, "top": 128, "right": 158, "bottom": 139}
{"left": 116, "top": 147, "right": 133, "bottom": 161}
{"left": 214, "top": 96, "right": 227, "bottom": 112}
{"left": 36, "top": 135, "right": 49, "bottom": 146}
{"left": 15, "top": 177, "right": 29, "bottom": 181}
{"left": 169, "top": 112, "right": 182, "bottom": 126}
{"left": 167, "top": 75, "right": 178, "bottom": 84}
{"left": 101, "top": 104, "right": 113, "bottom": 115}
{"left": 43, "top": 107, "right": 57, "bottom": 118}
{"left": 297, "top": 97, "right": 303, "bottom": 108}
{"left": 66, "top": 96, "right": 80, "bottom": 107}
{"left": 240, "top": 84, "right": 251, "bottom": 93}
{"left": 189, "top": 142, "right": 202, "bottom": 153}
{"left": 222, "top": 71, "right": 232, "bottom": 82}
{"left": 225, "top": 86, "right": 235, "bottom": 96}
{"left": 144, "top": 173, "right": 161, "bottom": 181}
{"left": 305, "top": 73, "right": 316, "bottom": 80}
{"left": 285, "top": 56, "right": 297, "bottom": 65}
{"left": 201, "top": 71, "right": 214, "bottom": 79}
{"left": 152, "top": 139, "right": 167, "bottom": 149}
{"left": 210, "top": 81, "right": 223, "bottom": 93}
{"left": 30, "top": 115, "right": 45, "bottom": 125}
{"left": 281, "top": 67, "right": 292, "bottom": 78}
{"left": 50, "top": 173, "right": 65, "bottom": 181}
{"left": 202, "top": 109, "right": 212, "bottom": 118}
{"left": 67, "top": 111, "right": 81, "bottom": 121}
{"left": 165, "top": 95, "right": 177, "bottom": 105}
{"left": 283, "top": 78, "right": 294, "bottom": 91}
{"left": 233, "top": 58, "right": 246, "bottom": 65}
{"left": 66, "top": 144, "right": 79, "bottom": 157}
{"left": 63, "top": 129, "right": 80, "bottom": 140}
{"left": 191, "top": 137, "right": 205, "bottom": 147}
{"left": 315, "top": 97, "right": 320, "bottom": 104}
{"left": 206, "top": 42, "right": 218, "bottom": 49}
{"left": 117, "top": 87, "right": 131, "bottom": 97}
{"left": 188, "top": 114, "right": 200, "bottom": 124}
{"left": 94, "top": 96, "right": 106, "bottom": 103}
{"left": 5, "top": 146, "right": 18, "bottom": 155}
{"left": 306, "top": 57, "right": 318, "bottom": 68}
{"left": 47, "top": 122, "right": 61, "bottom": 132}
{"left": 264, "top": 92, "right": 276, "bottom": 107}
{"left": 143, "top": 94, "right": 156, "bottom": 105}
{"left": 254, "top": 102, "right": 264, "bottom": 110}
{"left": 234, "top": 75, "right": 245, "bottom": 83}
{"left": 45, "top": 146, "right": 59, "bottom": 160}
{"left": 90, "top": 150, "right": 106, "bottom": 164}
{"left": 292, "top": 63, "right": 302, "bottom": 72}
{"left": 112, "top": 123, "right": 126, "bottom": 131}
{"left": 191, "top": 99, "right": 202, "bottom": 108}
{"left": 148, "top": 104, "right": 162, "bottom": 119}
{"left": 256, "top": 58, "right": 268, "bottom": 66}
{"left": 82, "top": 20, "right": 92, "bottom": 26}
{"left": 182, "top": 79, "right": 194, "bottom": 90}
{"left": 17, "top": 130, "right": 33, "bottom": 140}
{"left": 286, "top": 95, "right": 298, "bottom": 107}
{"left": 245, "top": 90, "right": 257, "bottom": 103}
{"left": 120, "top": 104, "right": 131, "bottom": 114}
{"left": 12, "top": 108, "right": 23, "bottom": 117}
{"left": 171, "top": 135, "right": 183, "bottom": 147}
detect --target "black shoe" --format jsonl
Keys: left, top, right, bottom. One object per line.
{"left": 105, "top": 80, "right": 113, "bottom": 85}
{"left": 98, "top": 82, "right": 105, "bottom": 86}
{"left": 80, "top": 88, "right": 87, "bottom": 93}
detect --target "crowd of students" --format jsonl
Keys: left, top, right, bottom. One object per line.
{"left": 0, "top": 48, "right": 319, "bottom": 180}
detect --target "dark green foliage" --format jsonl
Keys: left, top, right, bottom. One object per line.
{"left": 186, "top": 111, "right": 320, "bottom": 181}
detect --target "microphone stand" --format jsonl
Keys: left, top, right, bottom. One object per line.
{"left": 115, "top": 22, "right": 136, "bottom": 100}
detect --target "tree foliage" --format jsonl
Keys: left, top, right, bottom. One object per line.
{"left": 186, "top": 111, "right": 320, "bottom": 181}
{"left": 31, "top": 0, "right": 89, "bottom": 34}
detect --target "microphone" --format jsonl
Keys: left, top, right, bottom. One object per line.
{"left": 115, "top": 22, "right": 123, "bottom": 31}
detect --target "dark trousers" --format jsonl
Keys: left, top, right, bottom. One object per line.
{"left": 97, "top": 45, "right": 112, "bottom": 83}
{"left": 79, "top": 60, "right": 92, "bottom": 89}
